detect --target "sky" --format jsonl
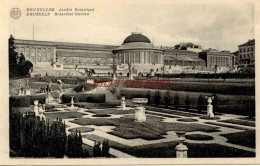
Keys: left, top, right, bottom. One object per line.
{"left": 9, "top": 0, "right": 254, "bottom": 52}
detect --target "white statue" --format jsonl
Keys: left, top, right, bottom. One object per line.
{"left": 34, "top": 100, "right": 39, "bottom": 116}
{"left": 121, "top": 96, "right": 126, "bottom": 110}
{"left": 71, "top": 96, "right": 74, "bottom": 108}
{"left": 205, "top": 96, "right": 215, "bottom": 118}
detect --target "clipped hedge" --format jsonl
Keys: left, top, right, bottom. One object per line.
{"left": 74, "top": 83, "right": 96, "bottom": 93}
{"left": 62, "top": 93, "right": 106, "bottom": 103}
{"left": 29, "top": 94, "right": 47, "bottom": 105}
{"left": 10, "top": 96, "right": 30, "bottom": 107}
{"left": 10, "top": 94, "right": 47, "bottom": 107}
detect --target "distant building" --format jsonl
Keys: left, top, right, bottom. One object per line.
{"left": 238, "top": 39, "right": 255, "bottom": 68}
{"left": 232, "top": 51, "right": 239, "bottom": 65}
{"left": 199, "top": 49, "right": 235, "bottom": 69}
{"left": 112, "top": 32, "right": 163, "bottom": 73}
{"left": 163, "top": 49, "right": 205, "bottom": 67}
{"left": 174, "top": 42, "right": 202, "bottom": 53}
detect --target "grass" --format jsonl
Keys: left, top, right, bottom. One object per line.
{"left": 177, "top": 118, "right": 198, "bottom": 122}
{"left": 200, "top": 116, "right": 221, "bottom": 120}
{"left": 86, "top": 108, "right": 135, "bottom": 115}
{"left": 205, "top": 122, "right": 250, "bottom": 131}
{"left": 92, "top": 114, "right": 111, "bottom": 117}
{"left": 45, "top": 112, "right": 85, "bottom": 122}
{"left": 219, "top": 119, "right": 255, "bottom": 127}
{"left": 185, "top": 134, "right": 214, "bottom": 141}
{"left": 83, "top": 134, "right": 255, "bottom": 158}
{"left": 221, "top": 130, "right": 255, "bottom": 148}
{"left": 238, "top": 117, "right": 255, "bottom": 121}
{"left": 71, "top": 115, "right": 219, "bottom": 140}
{"left": 145, "top": 106, "right": 200, "bottom": 117}
{"left": 74, "top": 102, "right": 120, "bottom": 109}
{"left": 68, "top": 127, "right": 94, "bottom": 133}
{"left": 146, "top": 112, "right": 180, "bottom": 118}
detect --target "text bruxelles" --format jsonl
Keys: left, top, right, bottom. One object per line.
{"left": 92, "top": 79, "right": 170, "bottom": 88}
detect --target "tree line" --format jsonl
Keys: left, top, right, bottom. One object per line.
{"left": 9, "top": 35, "right": 33, "bottom": 78}
{"left": 10, "top": 111, "right": 111, "bottom": 158}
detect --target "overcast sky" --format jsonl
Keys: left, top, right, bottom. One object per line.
{"left": 9, "top": 0, "right": 254, "bottom": 52}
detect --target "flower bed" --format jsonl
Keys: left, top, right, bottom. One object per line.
{"left": 185, "top": 134, "right": 214, "bottom": 141}
{"left": 62, "top": 93, "right": 105, "bottom": 103}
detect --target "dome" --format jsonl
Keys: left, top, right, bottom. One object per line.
{"left": 123, "top": 32, "right": 151, "bottom": 44}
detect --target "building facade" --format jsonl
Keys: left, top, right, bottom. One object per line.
{"left": 163, "top": 49, "right": 205, "bottom": 67}
{"left": 13, "top": 32, "right": 236, "bottom": 76}
{"left": 112, "top": 32, "right": 164, "bottom": 73}
{"left": 199, "top": 49, "right": 235, "bottom": 69}
{"left": 14, "top": 39, "right": 118, "bottom": 69}
{"left": 238, "top": 39, "right": 255, "bottom": 68}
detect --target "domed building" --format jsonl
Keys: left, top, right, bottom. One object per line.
{"left": 113, "top": 32, "right": 163, "bottom": 73}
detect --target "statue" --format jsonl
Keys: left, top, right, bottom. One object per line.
{"left": 25, "top": 79, "right": 31, "bottom": 95}
{"left": 128, "top": 63, "right": 133, "bottom": 79}
{"left": 18, "top": 82, "right": 23, "bottom": 96}
{"left": 205, "top": 96, "right": 215, "bottom": 118}
{"left": 57, "top": 80, "right": 63, "bottom": 92}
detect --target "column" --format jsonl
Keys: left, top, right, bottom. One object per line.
{"left": 35, "top": 47, "right": 38, "bottom": 64}
{"left": 29, "top": 47, "right": 32, "bottom": 61}
{"left": 133, "top": 52, "right": 135, "bottom": 64}
{"left": 149, "top": 51, "right": 151, "bottom": 64}
{"left": 123, "top": 52, "right": 125, "bottom": 64}
{"left": 53, "top": 47, "right": 56, "bottom": 62}
{"left": 157, "top": 52, "right": 160, "bottom": 64}
{"left": 140, "top": 52, "right": 144, "bottom": 64}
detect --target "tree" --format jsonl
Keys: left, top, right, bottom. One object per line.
{"left": 154, "top": 91, "right": 160, "bottom": 106}
{"left": 102, "top": 139, "right": 110, "bottom": 157}
{"left": 146, "top": 91, "right": 151, "bottom": 105}
{"left": 212, "top": 94, "right": 218, "bottom": 112}
{"left": 9, "top": 35, "right": 19, "bottom": 77}
{"left": 174, "top": 93, "right": 179, "bottom": 109}
{"left": 247, "top": 97, "right": 255, "bottom": 118}
{"left": 164, "top": 91, "right": 170, "bottom": 108}
{"left": 185, "top": 95, "right": 191, "bottom": 111}
{"left": 197, "top": 95, "right": 204, "bottom": 113}
{"left": 93, "top": 141, "right": 102, "bottom": 157}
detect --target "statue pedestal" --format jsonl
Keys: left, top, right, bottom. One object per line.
{"left": 176, "top": 142, "right": 188, "bottom": 158}
{"left": 25, "top": 89, "right": 31, "bottom": 95}
{"left": 135, "top": 106, "right": 146, "bottom": 122}
{"left": 18, "top": 90, "right": 22, "bottom": 96}
{"left": 57, "top": 92, "right": 63, "bottom": 103}
{"left": 207, "top": 104, "right": 214, "bottom": 118}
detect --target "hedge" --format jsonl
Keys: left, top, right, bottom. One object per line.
{"left": 62, "top": 93, "right": 106, "bottom": 103}
{"left": 10, "top": 94, "right": 47, "bottom": 107}
{"left": 74, "top": 83, "right": 96, "bottom": 93}
{"left": 120, "top": 89, "right": 255, "bottom": 116}
{"left": 155, "top": 73, "right": 255, "bottom": 79}
{"left": 123, "top": 80, "right": 254, "bottom": 96}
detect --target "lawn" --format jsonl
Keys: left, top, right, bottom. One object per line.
{"left": 86, "top": 108, "right": 135, "bottom": 115}
{"left": 68, "top": 127, "right": 94, "bottom": 133}
{"left": 83, "top": 134, "right": 255, "bottom": 158}
{"left": 45, "top": 112, "right": 85, "bottom": 122}
{"left": 177, "top": 118, "right": 198, "bottom": 122}
{"left": 74, "top": 102, "right": 120, "bottom": 109}
{"left": 219, "top": 119, "right": 255, "bottom": 127}
{"left": 145, "top": 106, "right": 200, "bottom": 117}
{"left": 71, "top": 115, "right": 219, "bottom": 140}
{"left": 205, "top": 122, "right": 250, "bottom": 131}
{"left": 221, "top": 130, "right": 255, "bottom": 148}
{"left": 185, "top": 134, "right": 214, "bottom": 141}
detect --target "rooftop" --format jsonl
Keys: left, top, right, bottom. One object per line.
{"left": 239, "top": 39, "right": 255, "bottom": 47}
